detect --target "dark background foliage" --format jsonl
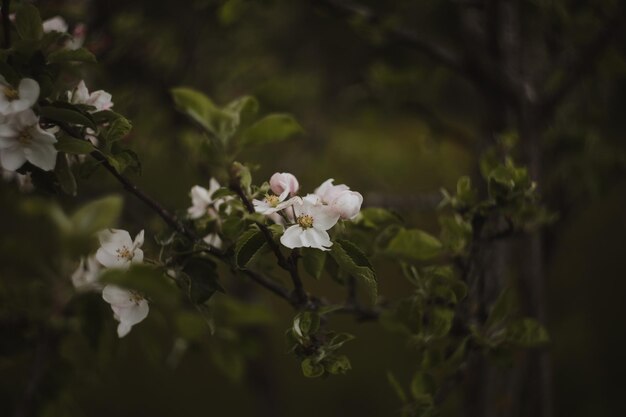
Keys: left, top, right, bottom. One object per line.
{"left": 1, "top": 0, "right": 626, "bottom": 416}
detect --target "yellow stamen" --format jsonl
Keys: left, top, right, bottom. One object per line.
{"left": 18, "top": 131, "right": 31, "bottom": 145}
{"left": 3, "top": 87, "right": 19, "bottom": 101}
{"left": 297, "top": 214, "right": 314, "bottom": 229}
{"left": 115, "top": 245, "right": 133, "bottom": 261}
{"left": 265, "top": 194, "right": 280, "bottom": 207}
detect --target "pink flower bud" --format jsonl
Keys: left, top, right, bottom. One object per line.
{"left": 314, "top": 179, "right": 349, "bottom": 204}
{"left": 331, "top": 190, "right": 363, "bottom": 220}
{"left": 269, "top": 172, "right": 299, "bottom": 197}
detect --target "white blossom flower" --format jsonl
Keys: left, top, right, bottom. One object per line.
{"left": 280, "top": 197, "right": 340, "bottom": 251}
{"left": 187, "top": 178, "right": 223, "bottom": 219}
{"left": 71, "top": 255, "right": 102, "bottom": 291}
{"left": 69, "top": 80, "right": 113, "bottom": 112}
{"left": 42, "top": 16, "right": 68, "bottom": 33}
{"left": 253, "top": 193, "right": 298, "bottom": 215}
{"left": 96, "top": 229, "right": 144, "bottom": 270}
{"left": 67, "top": 23, "right": 86, "bottom": 50}
{"left": 0, "top": 109, "right": 57, "bottom": 171}
{"left": 203, "top": 232, "right": 223, "bottom": 249}
{"left": 0, "top": 77, "right": 39, "bottom": 116}
{"left": 269, "top": 172, "right": 299, "bottom": 198}
{"left": 102, "top": 284, "right": 149, "bottom": 338}
{"left": 315, "top": 179, "right": 363, "bottom": 219}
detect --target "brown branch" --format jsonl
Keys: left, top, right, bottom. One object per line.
{"left": 2, "top": 0, "right": 10, "bottom": 49}
{"left": 314, "top": 0, "right": 519, "bottom": 104}
{"left": 539, "top": 6, "right": 626, "bottom": 116}
{"left": 242, "top": 269, "right": 294, "bottom": 303}
{"left": 229, "top": 178, "right": 308, "bottom": 306}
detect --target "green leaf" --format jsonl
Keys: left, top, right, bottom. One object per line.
{"left": 293, "top": 311, "right": 320, "bottom": 340}
{"left": 15, "top": 4, "right": 43, "bottom": 41}
{"left": 175, "top": 311, "right": 208, "bottom": 341}
{"left": 330, "top": 240, "right": 377, "bottom": 304}
{"left": 39, "top": 105, "right": 97, "bottom": 130}
{"left": 100, "top": 265, "right": 178, "bottom": 308}
{"left": 179, "top": 257, "right": 223, "bottom": 304}
{"left": 55, "top": 135, "right": 95, "bottom": 155}
{"left": 91, "top": 110, "right": 124, "bottom": 124}
{"left": 486, "top": 288, "right": 519, "bottom": 328}
{"left": 235, "top": 228, "right": 267, "bottom": 268}
{"left": 240, "top": 113, "right": 303, "bottom": 147}
{"left": 225, "top": 95, "right": 258, "bottom": 126}
{"left": 103, "top": 117, "right": 132, "bottom": 143}
{"left": 55, "top": 153, "right": 77, "bottom": 196}
{"left": 325, "top": 355, "right": 351, "bottom": 375}
{"left": 70, "top": 195, "right": 123, "bottom": 236}
{"left": 301, "top": 358, "right": 324, "bottom": 378}
{"left": 325, "top": 332, "right": 355, "bottom": 351}
{"left": 386, "top": 228, "right": 442, "bottom": 261}
{"left": 301, "top": 247, "right": 326, "bottom": 280}
{"left": 387, "top": 371, "right": 408, "bottom": 403}
{"left": 428, "top": 307, "right": 454, "bottom": 338}
{"left": 47, "top": 47, "right": 96, "bottom": 64}
{"left": 357, "top": 207, "right": 402, "bottom": 228}
{"left": 504, "top": 318, "right": 549, "bottom": 347}
{"left": 171, "top": 87, "right": 237, "bottom": 141}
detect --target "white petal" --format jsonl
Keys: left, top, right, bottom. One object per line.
{"left": 133, "top": 230, "right": 145, "bottom": 248}
{"left": 102, "top": 285, "right": 135, "bottom": 306}
{"left": 280, "top": 225, "right": 304, "bottom": 249}
{"left": 42, "top": 16, "right": 68, "bottom": 33}
{"left": 116, "top": 299, "right": 149, "bottom": 326}
{"left": 117, "top": 321, "right": 132, "bottom": 338}
{"left": 99, "top": 229, "right": 133, "bottom": 251}
{"left": 96, "top": 247, "right": 130, "bottom": 269}
{"left": 302, "top": 228, "right": 332, "bottom": 250}
{"left": 73, "top": 80, "right": 89, "bottom": 104}
{"left": 203, "top": 233, "right": 223, "bottom": 249}
{"left": 17, "top": 79, "right": 39, "bottom": 108}
{"left": 310, "top": 205, "right": 340, "bottom": 231}
{"left": 0, "top": 124, "right": 18, "bottom": 140}
{"left": 24, "top": 140, "right": 57, "bottom": 171}
{"left": 0, "top": 146, "right": 26, "bottom": 171}
{"left": 208, "top": 178, "right": 221, "bottom": 196}
{"left": 16, "top": 109, "right": 38, "bottom": 127}
{"left": 131, "top": 248, "right": 143, "bottom": 264}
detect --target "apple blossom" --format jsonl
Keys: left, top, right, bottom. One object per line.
{"left": 331, "top": 190, "right": 363, "bottom": 220}
{"left": 69, "top": 80, "right": 113, "bottom": 112}
{"left": 253, "top": 193, "right": 298, "bottom": 215}
{"left": 71, "top": 255, "right": 102, "bottom": 291}
{"left": 0, "top": 109, "right": 57, "bottom": 171}
{"left": 187, "top": 178, "right": 223, "bottom": 219}
{"left": 102, "top": 284, "right": 149, "bottom": 338}
{"left": 203, "top": 232, "right": 223, "bottom": 249}
{"left": 269, "top": 172, "right": 299, "bottom": 198}
{"left": 315, "top": 178, "right": 350, "bottom": 204}
{"left": 96, "top": 229, "right": 144, "bottom": 270}
{"left": 280, "top": 197, "right": 340, "bottom": 251}
{"left": 0, "top": 77, "right": 39, "bottom": 116}
{"left": 42, "top": 16, "right": 68, "bottom": 33}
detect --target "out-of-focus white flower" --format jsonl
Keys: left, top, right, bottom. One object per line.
{"left": 102, "top": 285, "right": 149, "bottom": 338}
{"left": 67, "top": 23, "right": 86, "bottom": 50}
{"left": 42, "top": 16, "right": 68, "bottom": 33}
{"left": 96, "top": 229, "right": 144, "bottom": 270}
{"left": 0, "top": 77, "right": 39, "bottom": 116}
{"left": 269, "top": 172, "right": 299, "bottom": 198}
{"left": 253, "top": 193, "right": 298, "bottom": 215}
{"left": 314, "top": 179, "right": 363, "bottom": 219}
{"left": 203, "top": 233, "right": 223, "bottom": 249}
{"left": 71, "top": 255, "right": 102, "bottom": 291}
{"left": 280, "top": 197, "right": 339, "bottom": 251}
{"left": 69, "top": 80, "right": 113, "bottom": 112}
{"left": 187, "top": 178, "right": 223, "bottom": 219}
{"left": 0, "top": 109, "right": 57, "bottom": 171}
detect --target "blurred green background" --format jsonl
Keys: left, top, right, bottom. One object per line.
{"left": 2, "top": 0, "right": 626, "bottom": 416}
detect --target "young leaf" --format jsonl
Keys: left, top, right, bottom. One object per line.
{"left": 301, "top": 358, "right": 324, "bottom": 378}
{"left": 240, "top": 113, "right": 303, "bottom": 147}
{"left": 103, "top": 117, "right": 132, "bottom": 143}
{"left": 330, "top": 240, "right": 377, "bottom": 304}
{"left": 179, "top": 258, "right": 223, "bottom": 304}
{"left": 47, "top": 47, "right": 97, "bottom": 64}
{"left": 325, "top": 355, "right": 351, "bottom": 375}
{"left": 39, "top": 105, "right": 97, "bottom": 130}
{"left": 15, "top": 4, "right": 43, "bottom": 41}
{"left": 235, "top": 228, "right": 267, "bottom": 268}
{"left": 171, "top": 87, "right": 236, "bottom": 141}
{"left": 301, "top": 247, "right": 326, "bottom": 280}
{"left": 70, "top": 195, "right": 123, "bottom": 236}
{"left": 55, "top": 135, "right": 95, "bottom": 155}
{"left": 386, "top": 228, "right": 442, "bottom": 261}
{"left": 504, "top": 318, "right": 549, "bottom": 347}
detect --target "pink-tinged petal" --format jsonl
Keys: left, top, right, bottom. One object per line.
{"left": 131, "top": 248, "right": 144, "bottom": 264}
{"left": 99, "top": 229, "right": 133, "bottom": 251}
{"left": 17, "top": 78, "right": 39, "bottom": 107}
{"left": 314, "top": 178, "right": 334, "bottom": 198}
{"left": 270, "top": 172, "right": 299, "bottom": 196}
{"left": 331, "top": 190, "right": 363, "bottom": 220}
{"left": 0, "top": 146, "right": 26, "bottom": 171}
{"left": 89, "top": 90, "right": 113, "bottom": 111}
{"left": 24, "top": 140, "right": 57, "bottom": 171}
{"left": 96, "top": 247, "right": 130, "bottom": 269}
{"left": 302, "top": 193, "right": 321, "bottom": 205}
{"left": 280, "top": 225, "right": 304, "bottom": 249}
{"left": 102, "top": 285, "right": 135, "bottom": 306}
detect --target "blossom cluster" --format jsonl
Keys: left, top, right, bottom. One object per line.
{"left": 72, "top": 229, "right": 149, "bottom": 338}
{"left": 255, "top": 173, "right": 363, "bottom": 251}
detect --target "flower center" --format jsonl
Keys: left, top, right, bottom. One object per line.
{"left": 297, "top": 214, "right": 314, "bottom": 229}
{"left": 265, "top": 194, "right": 280, "bottom": 207}
{"left": 3, "top": 87, "right": 19, "bottom": 101}
{"left": 129, "top": 291, "right": 144, "bottom": 305}
{"left": 18, "top": 131, "right": 32, "bottom": 145}
{"left": 115, "top": 245, "right": 133, "bottom": 261}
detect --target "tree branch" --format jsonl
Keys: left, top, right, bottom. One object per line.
{"left": 539, "top": 6, "right": 626, "bottom": 116}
